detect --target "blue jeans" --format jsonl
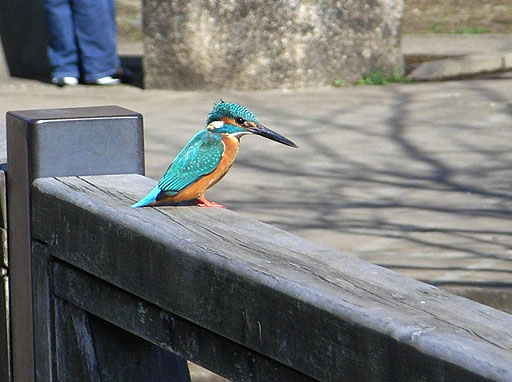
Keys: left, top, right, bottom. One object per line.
{"left": 45, "top": 0, "right": 120, "bottom": 82}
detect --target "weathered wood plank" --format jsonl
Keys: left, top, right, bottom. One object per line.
{"left": 0, "top": 168, "right": 8, "bottom": 380}
{"left": 0, "top": 169, "right": 7, "bottom": 232}
{"left": 32, "top": 174, "right": 512, "bottom": 382}
{"left": 54, "top": 298, "right": 102, "bottom": 381}
{"left": 32, "top": 241, "right": 53, "bottom": 381}
{"left": 53, "top": 261, "right": 313, "bottom": 382}
{"left": 0, "top": 274, "right": 10, "bottom": 382}
{"left": 0, "top": 166, "right": 8, "bottom": 381}
{"left": 53, "top": 297, "right": 190, "bottom": 382}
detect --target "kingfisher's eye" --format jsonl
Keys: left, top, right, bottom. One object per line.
{"left": 235, "top": 117, "right": 245, "bottom": 125}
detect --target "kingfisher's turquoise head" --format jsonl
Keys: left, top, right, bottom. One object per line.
{"left": 205, "top": 101, "right": 297, "bottom": 148}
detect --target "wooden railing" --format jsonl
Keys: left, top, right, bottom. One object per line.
{"left": 4, "top": 106, "right": 512, "bottom": 381}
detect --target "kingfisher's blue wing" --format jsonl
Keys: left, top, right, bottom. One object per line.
{"left": 157, "top": 130, "right": 224, "bottom": 195}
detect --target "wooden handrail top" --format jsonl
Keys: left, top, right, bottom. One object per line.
{"left": 32, "top": 174, "right": 512, "bottom": 382}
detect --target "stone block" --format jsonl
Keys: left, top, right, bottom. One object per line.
{"left": 143, "top": 0, "right": 404, "bottom": 90}
{"left": 407, "top": 53, "right": 508, "bottom": 81}
{"left": 503, "top": 52, "right": 512, "bottom": 69}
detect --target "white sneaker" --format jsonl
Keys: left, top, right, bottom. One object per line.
{"left": 52, "top": 76, "right": 78, "bottom": 86}
{"left": 93, "top": 76, "right": 120, "bottom": 85}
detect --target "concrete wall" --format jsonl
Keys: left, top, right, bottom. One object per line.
{"left": 143, "top": 0, "right": 404, "bottom": 89}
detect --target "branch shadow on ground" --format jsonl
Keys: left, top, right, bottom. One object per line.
{"left": 218, "top": 82, "right": 512, "bottom": 286}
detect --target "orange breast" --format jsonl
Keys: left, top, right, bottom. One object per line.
{"left": 157, "top": 134, "right": 240, "bottom": 204}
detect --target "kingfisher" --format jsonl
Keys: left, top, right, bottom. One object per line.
{"left": 132, "top": 101, "right": 297, "bottom": 208}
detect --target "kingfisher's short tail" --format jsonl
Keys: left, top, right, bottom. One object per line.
{"left": 131, "top": 186, "right": 161, "bottom": 208}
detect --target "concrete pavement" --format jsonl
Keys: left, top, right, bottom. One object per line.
{"left": 1, "top": 35, "right": 512, "bottom": 315}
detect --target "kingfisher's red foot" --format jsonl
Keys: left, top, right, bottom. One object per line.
{"left": 195, "top": 197, "right": 226, "bottom": 208}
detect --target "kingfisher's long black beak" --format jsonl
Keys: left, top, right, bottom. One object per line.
{"left": 248, "top": 123, "right": 298, "bottom": 148}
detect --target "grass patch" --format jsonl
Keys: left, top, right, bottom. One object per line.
{"left": 403, "top": 0, "right": 512, "bottom": 34}
{"left": 333, "top": 78, "right": 347, "bottom": 87}
{"left": 354, "top": 70, "right": 408, "bottom": 86}
{"left": 427, "top": 24, "right": 489, "bottom": 34}
{"left": 455, "top": 26, "right": 489, "bottom": 34}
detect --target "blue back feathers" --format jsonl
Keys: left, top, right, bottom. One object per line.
{"left": 157, "top": 130, "right": 224, "bottom": 195}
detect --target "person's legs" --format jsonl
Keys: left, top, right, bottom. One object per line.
{"left": 45, "top": 0, "right": 80, "bottom": 79}
{"left": 107, "top": 0, "right": 121, "bottom": 71}
{"left": 71, "top": 0, "right": 119, "bottom": 82}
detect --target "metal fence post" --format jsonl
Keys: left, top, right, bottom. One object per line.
{"left": 6, "top": 106, "right": 145, "bottom": 381}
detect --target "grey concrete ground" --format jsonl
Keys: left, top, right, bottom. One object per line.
{"left": 1, "top": 36, "right": 512, "bottom": 315}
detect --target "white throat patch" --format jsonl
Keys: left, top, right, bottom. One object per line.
{"left": 230, "top": 131, "right": 250, "bottom": 139}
